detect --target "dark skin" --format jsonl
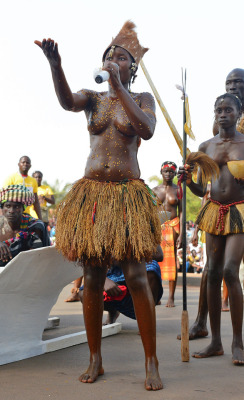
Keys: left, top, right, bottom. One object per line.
{"left": 186, "top": 70, "right": 244, "bottom": 340}
{"left": 213, "top": 69, "right": 244, "bottom": 135}
{"left": 179, "top": 97, "right": 244, "bottom": 364}
{"left": 18, "top": 157, "right": 42, "bottom": 220}
{"left": 35, "top": 39, "right": 162, "bottom": 390}
{"left": 79, "top": 245, "right": 163, "bottom": 324}
{"left": 0, "top": 202, "right": 43, "bottom": 262}
{"left": 153, "top": 166, "right": 182, "bottom": 307}
{"left": 33, "top": 172, "right": 55, "bottom": 206}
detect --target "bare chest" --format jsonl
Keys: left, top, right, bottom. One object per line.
{"left": 206, "top": 141, "right": 244, "bottom": 166}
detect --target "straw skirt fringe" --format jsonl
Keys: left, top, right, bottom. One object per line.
{"left": 55, "top": 178, "right": 161, "bottom": 266}
{"left": 196, "top": 199, "right": 244, "bottom": 235}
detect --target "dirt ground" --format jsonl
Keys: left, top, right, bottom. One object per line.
{"left": 1, "top": 283, "right": 244, "bottom": 400}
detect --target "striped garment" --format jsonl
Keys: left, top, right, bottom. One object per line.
{"left": 0, "top": 185, "right": 35, "bottom": 206}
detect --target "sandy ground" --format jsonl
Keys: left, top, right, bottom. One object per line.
{"left": 1, "top": 282, "right": 244, "bottom": 400}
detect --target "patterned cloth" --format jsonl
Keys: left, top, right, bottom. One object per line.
{"left": 0, "top": 185, "right": 35, "bottom": 206}
{"left": 158, "top": 217, "right": 180, "bottom": 281}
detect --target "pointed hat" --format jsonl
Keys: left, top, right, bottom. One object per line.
{"left": 102, "top": 21, "right": 149, "bottom": 65}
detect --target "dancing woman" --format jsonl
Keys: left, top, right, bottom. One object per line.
{"left": 35, "top": 21, "right": 163, "bottom": 390}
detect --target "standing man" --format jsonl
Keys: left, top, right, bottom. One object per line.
{"left": 31, "top": 171, "right": 55, "bottom": 225}
{"left": 153, "top": 161, "right": 182, "bottom": 307}
{"left": 4, "top": 156, "right": 42, "bottom": 220}
{"left": 213, "top": 69, "right": 244, "bottom": 135}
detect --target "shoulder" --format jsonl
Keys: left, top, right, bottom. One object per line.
{"left": 134, "top": 92, "right": 155, "bottom": 106}
{"left": 42, "top": 185, "right": 53, "bottom": 194}
{"left": 3, "top": 172, "right": 19, "bottom": 186}
{"left": 234, "top": 131, "right": 244, "bottom": 142}
{"left": 198, "top": 137, "right": 215, "bottom": 152}
{"left": 152, "top": 184, "right": 162, "bottom": 193}
{"left": 76, "top": 89, "right": 107, "bottom": 110}
{"left": 77, "top": 89, "right": 106, "bottom": 101}
{"left": 26, "top": 176, "right": 38, "bottom": 186}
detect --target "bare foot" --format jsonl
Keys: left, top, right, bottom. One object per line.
{"left": 78, "top": 357, "right": 104, "bottom": 383}
{"left": 104, "top": 310, "right": 120, "bottom": 325}
{"left": 192, "top": 343, "right": 224, "bottom": 358}
{"left": 65, "top": 289, "right": 80, "bottom": 302}
{"left": 177, "top": 322, "right": 208, "bottom": 340}
{"left": 221, "top": 301, "right": 230, "bottom": 312}
{"left": 145, "top": 357, "right": 163, "bottom": 391}
{"left": 166, "top": 298, "right": 175, "bottom": 308}
{"left": 232, "top": 346, "right": 244, "bottom": 365}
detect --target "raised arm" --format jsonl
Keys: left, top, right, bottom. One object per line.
{"left": 34, "top": 39, "right": 88, "bottom": 112}
{"left": 104, "top": 62, "right": 156, "bottom": 140}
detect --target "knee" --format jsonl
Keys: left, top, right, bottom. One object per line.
{"left": 126, "top": 269, "right": 147, "bottom": 292}
{"left": 223, "top": 264, "right": 239, "bottom": 285}
{"left": 208, "top": 267, "right": 222, "bottom": 284}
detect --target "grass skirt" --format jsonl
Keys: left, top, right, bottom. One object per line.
{"left": 55, "top": 178, "right": 161, "bottom": 266}
{"left": 196, "top": 199, "right": 244, "bottom": 235}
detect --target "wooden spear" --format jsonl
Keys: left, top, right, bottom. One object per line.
{"left": 181, "top": 68, "right": 190, "bottom": 362}
{"left": 140, "top": 60, "right": 190, "bottom": 156}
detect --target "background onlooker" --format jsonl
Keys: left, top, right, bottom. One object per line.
{"left": 31, "top": 171, "right": 55, "bottom": 226}
{"left": 4, "top": 156, "right": 42, "bottom": 219}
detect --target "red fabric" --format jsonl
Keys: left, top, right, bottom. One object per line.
{"left": 103, "top": 285, "right": 128, "bottom": 302}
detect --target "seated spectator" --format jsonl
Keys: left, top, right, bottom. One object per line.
{"left": 189, "top": 241, "right": 203, "bottom": 260}
{"left": 79, "top": 245, "right": 164, "bottom": 323}
{"left": 0, "top": 185, "right": 50, "bottom": 265}
{"left": 187, "top": 249, "right": 203, "bottom": 273}
{"left": 177, "top": 248, "right": 190, "bottom": 273}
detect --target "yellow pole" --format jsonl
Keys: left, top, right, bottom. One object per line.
{"left": 140, "top": 60, "right": 190, "bottom": 157}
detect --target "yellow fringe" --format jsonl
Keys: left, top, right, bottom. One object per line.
{"left": 196, "top": 200, "right": 244, "bottom": 236}
{"left": 55, "top": 178, "right": 161, "bottom": 266}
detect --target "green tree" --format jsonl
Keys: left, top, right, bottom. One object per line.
{"left": 42, "top": 179, "right": 72, "bottom": 211}
{"left": 149, "top": 175, "right": 201, "bottom": 222}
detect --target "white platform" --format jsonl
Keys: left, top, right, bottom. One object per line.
{"left": 0, "top": 246, "right": 122, "bottom": 365}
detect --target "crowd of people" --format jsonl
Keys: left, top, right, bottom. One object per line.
{"left": 1, "top": 19, "right": 244, "bottom": 392}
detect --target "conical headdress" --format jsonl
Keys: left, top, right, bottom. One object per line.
{"left": 102, "top": 21, "right": 149, "bottom": 66}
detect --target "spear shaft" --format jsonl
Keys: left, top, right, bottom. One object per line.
{"left": 181, "top": 68, "right": 189, "bottom": 362}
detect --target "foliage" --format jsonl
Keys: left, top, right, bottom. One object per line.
{"left": 42, "top": 179, "right": 72, "bottom": 211}
{"left": 149, "top": 175, "right": 202, "bottom": 222}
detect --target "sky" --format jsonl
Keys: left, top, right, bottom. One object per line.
{"left": 1, "top": 0, "right": 244, "bottom": 188}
